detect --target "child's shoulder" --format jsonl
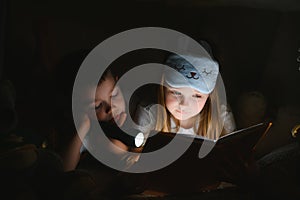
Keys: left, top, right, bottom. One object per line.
{"left": 134, "top": 103, "right": 157, "bottom": 132}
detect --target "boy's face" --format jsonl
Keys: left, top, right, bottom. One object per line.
{"left": 87, "top": 73, "right": 126, "bottom": 125}
{"left": 165, "top": 86, "right": 209, "bottom": 121}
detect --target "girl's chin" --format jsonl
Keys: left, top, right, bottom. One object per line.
{"left": 172, "top": 114, "right": 190, "bottom": 121}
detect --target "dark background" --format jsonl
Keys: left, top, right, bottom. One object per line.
{"left": 1, "top": 0, "right": 299, "bottom": 158}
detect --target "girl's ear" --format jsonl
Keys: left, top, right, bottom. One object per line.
{"left": 115, "top": 76, "right": 119, "bottom": 81}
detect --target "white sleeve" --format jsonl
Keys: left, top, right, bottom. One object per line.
{"left": 220, "top": 104, "right": 236, "bottom": 133}
{"left": 134, "top": 104, "right": 157, "bottom": 134}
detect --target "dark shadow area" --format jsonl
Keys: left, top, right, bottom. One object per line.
{"left": 1, "top": 0, "right": 300, "bottom": 199}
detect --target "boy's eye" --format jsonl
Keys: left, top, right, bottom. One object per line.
{"left": 95, "top": 102, "right": 103, "bottom": 110}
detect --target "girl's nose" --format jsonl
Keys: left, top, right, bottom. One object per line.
{"left": 178, "top": 97, "right": 188, "bottom": 106}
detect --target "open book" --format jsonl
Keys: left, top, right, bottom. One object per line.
{"left": 137, "top": 122, "right": 272, "bottom": 193}
{"left": 142, "top": 122, "right": 272, "bottom": 153}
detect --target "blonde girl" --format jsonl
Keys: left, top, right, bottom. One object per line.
{"left": 136, "top": 52, "right": 235, "bottom": 140}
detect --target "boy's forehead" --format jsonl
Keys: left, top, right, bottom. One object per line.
{"left": 98, "top": 70, "right": 115, "bottom": 82}
{"left": 97, "top": 75, "right": 116, "bottom": 90}
{"left": 79, "top": 73, "right": 117, "bottom": 103}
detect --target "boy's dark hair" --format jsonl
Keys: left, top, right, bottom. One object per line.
{"left": 99, "top": 68, "right": 114, "bottom": 84}
{"left": 54, "top": 49, "right": 117, "bottom": 104}
{"left": 52, "top": 49, "right": 116, "bottom": 152}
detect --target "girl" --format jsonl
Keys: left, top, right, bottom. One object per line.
{"left": 133, "top": 51, "right": 238, "bottom": 194}
{"left": 136, "top": 52, "right": 235, "bottom": 140}
{"left": 156, "top": 53, "right": 236, "bottom": 139}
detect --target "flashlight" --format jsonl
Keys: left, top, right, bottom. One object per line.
{"left": 99, "top": 121, "right": 145, "bottom": 148}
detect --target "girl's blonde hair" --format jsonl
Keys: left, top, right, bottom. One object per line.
{"left": 155, "top": 75, "right": 223, "bottom": 140}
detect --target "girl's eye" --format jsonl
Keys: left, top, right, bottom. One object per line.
{"left": 193, "top": 94, "right": 202, "bottom": 99}
{"left": 95, "top": 102, "right": 103, "bottom": 110}
{"left": 171, "top": 91, "right": 182, "bottom": 96}
{"left": 112, "top": 88, "right": 119, "bottom": 97}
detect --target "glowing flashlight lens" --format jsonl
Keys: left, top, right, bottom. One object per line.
{"left": 135, "top": 132, "right": 144, "bottom": 147}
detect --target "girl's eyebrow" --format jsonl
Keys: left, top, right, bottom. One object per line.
{"left": 168, "top": 88, "right": 177, "bottom": 92}
{"left": 167, "top": 87, "right": 178, "bottom": 90}
{"left": 194, "top": 90, "right": 204, "bottom": 95}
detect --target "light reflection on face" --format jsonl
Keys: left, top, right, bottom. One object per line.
{"left": 165, "top": 86, "right": 209, "bottom": 121}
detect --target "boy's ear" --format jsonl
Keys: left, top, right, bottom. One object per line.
{"left": 115, "top": 76, "right": 119, "bottom": 81}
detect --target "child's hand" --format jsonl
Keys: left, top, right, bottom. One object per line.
{"left": 109, "top": 138, "right": 129, "bottom": 154}
{"left": 120, "top": 151, "right": 141, "bottom": 170}
{"left": 109, "top": 139, "right": 141, "bottom": 170}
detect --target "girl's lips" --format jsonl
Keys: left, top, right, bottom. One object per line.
{"left": 176, "top": 109, "right": 185, "bottom": 114}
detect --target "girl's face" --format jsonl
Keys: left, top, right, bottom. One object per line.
{"left": 87, "top": 73, "right": 126, "bottom": 125}
{"left": 165, "top": 86, "right": 209, "bottom": 121}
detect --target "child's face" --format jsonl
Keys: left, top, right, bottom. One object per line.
{"left": 87, "top": 73, "right": 126, "bottom": 125}
{"left": 165, "top": 86, "right": 209, "bottom": 121}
